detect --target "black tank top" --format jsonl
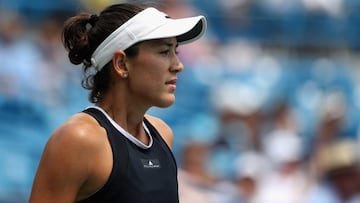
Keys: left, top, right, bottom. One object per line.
{"left": 78, "top": 107, "right": 179, "bottom": 203}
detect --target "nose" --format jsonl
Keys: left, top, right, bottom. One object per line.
{"left": 170, "top": 55, "right": 184, "bottom": 73}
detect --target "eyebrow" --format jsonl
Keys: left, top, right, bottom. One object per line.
{"left": 147, "top": 39, "right": 179, "bottom": 49}
{"left": 154, "top": 39, "right": 179, "bottom": 48}
{"left": 164, "top": 42, "right": 179, "bottom": 48}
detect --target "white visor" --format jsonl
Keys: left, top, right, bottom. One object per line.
{"left": 91, "top": 7, "right": 207, "bottom": 71}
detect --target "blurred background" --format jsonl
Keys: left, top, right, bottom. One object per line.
{"left": 1, "top": 0, "right": 360, "bottom": 202}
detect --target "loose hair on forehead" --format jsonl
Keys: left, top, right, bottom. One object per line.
{"left": 62, "top": 3, "right": 151, "bottom": 103}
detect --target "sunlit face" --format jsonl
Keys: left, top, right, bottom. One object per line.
{"left": 125, "top": 37, "right": 184, "bottom": 108}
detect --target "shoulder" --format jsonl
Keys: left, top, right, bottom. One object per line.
{"left": 30, "top": 112, "right": 110, "bottom": 201}
{"left": 45, "top": 112, "right": 111, "bottom": 168}
{"left": 42, "top": 112, "right": 109, "bottom": 173}
{"left": 49, "top": 112, "right": 107, "bottom": 151}
{"left": 145, "top": 114, "right": 174, "bottom": 149}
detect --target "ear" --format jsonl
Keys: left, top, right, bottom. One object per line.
{"left": 112, "top": 50, "right": 129, "bottom": 78}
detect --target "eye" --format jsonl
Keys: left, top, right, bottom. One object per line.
{"left": 160, "top": 50, "right": 170, "bottom": 55}
{"left": 161, "top": 49, "right": 179, "bottom": 55}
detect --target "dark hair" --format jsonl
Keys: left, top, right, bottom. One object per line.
{"left": 62, "top": 3, "right": 150, "bottom": 103}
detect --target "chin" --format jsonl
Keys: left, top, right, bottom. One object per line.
{"left": 156, "top": 96, "right": 176, "bottom": 108}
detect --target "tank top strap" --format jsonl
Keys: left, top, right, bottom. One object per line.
{"left": 82, "top": 107, "right": 129, "bottom": 177}
{"left": 143, "top": 117, "right": 178, "bottom": 169}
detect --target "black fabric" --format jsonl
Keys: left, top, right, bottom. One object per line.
{"left": 78, "top": 108, "right": 179, "bottom": 203}
{"left": 177, "top": 20, "right": 204, "bottom": 42}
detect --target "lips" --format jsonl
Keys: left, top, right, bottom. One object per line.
{"left": 165, "top": 78, "right": 177, "bottom": 85}
{"left": 165, "top": 78, "right": 177, "bottom": 91}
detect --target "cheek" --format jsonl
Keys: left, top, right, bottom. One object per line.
{"left": 129, "top": 66, "right": 163, "bottom": 97}
{"left": 128, "top": 53, "right": 171, "bottom": 97}
{"left": 130, "top": 77, "right": 175, "bottom": 108}
{"left": 132, "top": 57, "right": 167, "bottom": 83}
{"left": 134, "top": 68, "right": 163, "bottom": 88}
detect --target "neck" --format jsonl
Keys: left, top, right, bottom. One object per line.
{"left": 96, "top": 91, "right": 149, "bottom": 139}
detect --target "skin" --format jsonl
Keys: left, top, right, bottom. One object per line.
{"left": 29, "top": 37, "right": 184, "bottom": 202}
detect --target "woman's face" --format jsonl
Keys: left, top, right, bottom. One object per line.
{"left": 126, "top": 37, "right": 184, "bottom": 108}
